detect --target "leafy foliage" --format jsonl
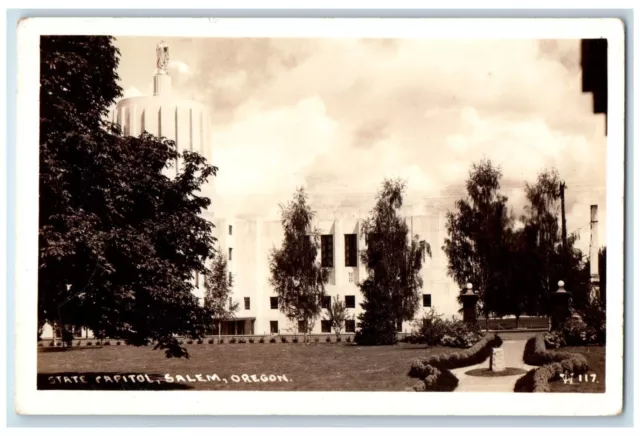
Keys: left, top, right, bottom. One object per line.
{"left": 443, "top": 160, "right": 513, "bottom": 319}
{"left": 269, "top": 188, "right": 329, "bottom": 337}
{"left": 355, "top": 179, "right": 431, "bottom": 345}
{"left": 326, "top": 294, "right": 352, "bottom": 340}
{"left": 38, "top": 36, "right": 217, "bottom": 357}
{"left": 204, "top": 252, "right": 239, "bottom": 334}
{"left": 409, "top": 308, "right": 482, "bottom": 348}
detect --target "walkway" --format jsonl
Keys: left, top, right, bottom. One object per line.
{"left": 451, "top": 339, "right": 536, "bottom": 392}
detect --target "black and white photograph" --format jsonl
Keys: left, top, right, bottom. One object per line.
{"left": 14, "top": 17, "right": 625, "bottom": 416}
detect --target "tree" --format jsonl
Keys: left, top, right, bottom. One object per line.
{"left": 443, "top": 160, "right": 514, "bottom": 323}
{"left": 520, "top": 169, "right": 590, "bottom": 315}
{"left": 269, "top": 188, "right": 329, "bottom": 341}
{"left": 326, "top": 294, "right": 352, "bottom": 341}
{"left": 204, "top": 252, "right": 239, "bottom": 338}
{"left": 355, "top": 179, "right": 431, "bottom": 345}
{"left": 38, "top": 36, "right": 217, "bottom": 358}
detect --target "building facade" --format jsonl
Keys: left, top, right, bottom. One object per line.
{"left": 213, "top": 208, "right": 461, "bottom": 337}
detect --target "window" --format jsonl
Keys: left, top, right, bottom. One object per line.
{"left": 345, "top": 234, "right": 358, "bottom": 266}
{"left": 270, "top": 297, "right": 278, "bottom": 309}
{"left": 345, "top": 320, "right": 356, "bottom": 333}
{"left": 321, "top": 295, "right": 331, "bottom": 309}
{"left": 321, "top": 235, "right": 334, "bottom": 267}
{"left": 345, "top": 295, "right": 356, "bottom": 309}
{"left": 270, "top": 321, "right": 279, "bottom": 334}
{"left": 396, "top": 320, "right": 403, "bottom": 332}
{"left": 348, "top": 272, "right": 354, "bottom": 283}
{"left": 423, "top": 294, "right": 432, "bottom": 307}
{"left": 321, "top": 320, "right": 331, "bottom": 333}
{"left": 298, "top": 320, "right": 307, "bottom": 333}
{"left": 228, "top": 247, "right": 233, "bottom": 261}
{"left": 244, "top": 297, "right": 250, "bottom": 310}
{"left": 229, "top": 225, "right": 233, "bottom": 235}
{"left": 228, "top": 271, "right": 232, "bottom": 283}
{"left": 228, "top": 297, "right": 233, "bottom": 309}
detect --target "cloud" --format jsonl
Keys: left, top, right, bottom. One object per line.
{"left": 113, "top": 37, "right": 607, "bottom": 248}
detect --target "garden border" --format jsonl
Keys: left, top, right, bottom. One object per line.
{"left": 514, "top": 333, "right": 589, "bottom": 392}
{"left": 407, "top": 333, "right": 503, "bottom": 392}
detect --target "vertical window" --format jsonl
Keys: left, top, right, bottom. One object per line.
{"left": 298, "top": 320, "right": 307, "bottom": 333}
{"left": 345, "top": 295, "right": 356, "bottom": 309}
{"left": 229, "top": 225, "right": 233, "bottom": 235}
{"left": 423, "top": 294, "right": 432, "bottom": 307}
{"left": 345, "top": 234, "right": 358, "bottom": 267}
{"left": 321, "top": 320, "right": 331, "bottom": 333}
{"left": 270, "top": 321, "right": 279, "bottom": 334}
{"left": 345, "top": 320, "right": 356, "bottom": 333}
{"left": 228, "top": 247, "right": 233, "bottom": 261}
{"left": 348, "top": 272, "right": 354, "bottom": 283}
{"left": 244, "top": 297, "right": 250, "bottom": 310}
{"left": 396, "top": 320, "right": 403, "bottom": 332}
{"left": 321, "top": 235, "right": 334, "bottom": 267}
{"left": 321, "top": 296, "right": 331, "bottom": 309}
{"left": 228, "top": 297, "right": 233, "bottom": 309}
{"left": 270, "top": 297, "right": 278, "bottom": 310}
{"left": 228, "top": 271, "right": 232, "bottom": 283}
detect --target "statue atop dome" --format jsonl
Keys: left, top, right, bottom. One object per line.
{"left": 156, "top": 41, "right": 170, "bottom": 75}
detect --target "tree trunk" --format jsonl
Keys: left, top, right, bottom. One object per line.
{"left": 515, "top": 314, "right": 520, "bottom": 329}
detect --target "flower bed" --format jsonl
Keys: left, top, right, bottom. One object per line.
{"left": 408, "top": 333, "right": 503, "bottom": 391}
{"left": 514, "top": 333, "right": 589, "bottom": 392}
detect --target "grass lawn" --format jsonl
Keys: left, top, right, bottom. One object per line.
{"left": 548, "top": 346, "right": 606, "bottom": 393}
{"left": 38, "top": 342, "right": 453, "bottom": 391}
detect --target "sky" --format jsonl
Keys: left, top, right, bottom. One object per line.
{"left": 112, "top": 37, "right": 607, "bottom": 253}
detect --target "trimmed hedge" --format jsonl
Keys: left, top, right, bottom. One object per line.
{"left": 515, "top": 333, "right": 589, "bottom": 392}
{"left": 408, "top": 333, "right": 503, "bottom": 392}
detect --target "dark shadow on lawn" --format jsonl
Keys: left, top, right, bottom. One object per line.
{"left": 38, "top": 372, "right": 193, "bottom": 391}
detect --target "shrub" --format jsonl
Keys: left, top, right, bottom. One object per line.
{"left": 56, "top": 342, "right": 63, "bottom": 347}
{"left": 208, "top": 338, "right": 214, "bottom": 344}
{"left": 580, "top": 303, "right": 606, "bottom": 345}
{"left": 326, "top": 336, "right": 331, "bottom": 343}
{"left": 562, "top": 318, "right": 588, "bottom": 346}
{"left": 292, "top": 337, "right": 299, "bottom": 343}
{"left": 86, "top": 341, "right": 92, "bottom": 346}
{"left": 49, "top": 341, "right": 55, "bottom": 346}
{"left": 544, "top": 331, "right": 566, "bottom": 349}
{"left": 229, "top": 338, "right": 237, "bottom": 344}
{"left": 411, "top": 364, "right": 459, "bottom": 392}
{"left": 187, "top": 339, "right": 194, "bottom": 345}
{"left": 523, "top": 334, "right": 587, "bottom": 366}
{"left": 249, "top": 338, "right": 254, "bottom": 344}
{"left": 104, "top": 341, "right": 111, "bottom": 346}
{"left": 238, "top": 338, "right": 247, "bottom": 344}
{"left": 270, "top": 337, "right": 276, "bottom": 343}
{"left": 280, "top": 336, "right": 288, "bottom": 343}
{"left": 178, "top": 340, "right": 184, "bottom": 345}
{"left": 346, "top": 336, "right": 352, "bottom": 343}
{"left": 197, "top": 339, "right": 203, "bottom": 344}
{"left": 116, "top": 341, "right": 121, "bottom": 346}
{"left": 259, "top": 337, "right": 265, "bottom": 344}
{"left": 410, "top": 309, "right": 482, "bottom": 348}
{"left": 314, "top": 337, "right": 320, "bottom": 343}
{"left": 336, "top": 337, "right": 342, "bottom": 343}
{"left": 408, "top": 333, "right": 502, "bottom": 378}
{"left": 219, "top": 338, "right": 225, "bottom": 344}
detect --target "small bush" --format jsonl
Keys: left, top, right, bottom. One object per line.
{"left": 229, "top": 338, "right": 237, "bottom": 344}
{"left": 336, "top": 337, "right": 342, "bottom": 342}
{"left": 38, "top": 342, "right": 43, "bottom": 347}
{"left": 270, "top": 337, "right": 276, "bottom": 343}
{"left": 259, "top": 337, "right": 265, "bottom": 344}
{"left": 86, "top": 341, "right": 92, "bottom": 346}
{"left": 56, "top": 342, "right": 63, "bottom": 347}
{"left": 410, "top": 308, "right": 483, "bottom": 348}
{"left": 249, "top": 338, "right": 254, "bottom": 344}
{"left": 208, "top": 338, "right": 214, "bottom": 344}
{"left": 314, "top": 337, "right": 320, "bottom": 343}
{"left": 178, "top": 340, "right": 184, "bottom": 345}
{"left": 197, "top": 339, "right": 203, "bottom": 344}
{"left": 346, "top": 336, "right": 352, "bottom": 343}
{"left": 326, "top": 336, "right": 331, "bottom": 343}
{"left": 238, "top": 338, "right": 247, "bottom": 344}
{"left": 219, "top": 338, "right": 225, "bottom": 344}
{"left": 280, "top": 336, "right": 288, "bottom": 343}
{"left": 48, "top": 341, "right": 54, "bottom": 346}
{"left": 411, "top": 364, "right": 459, "bottom": 392}
{"left": 116, "top": 341, "right": 121, "bottom": 346}
{"left": 544, "top": 331, "right": 566, "bottom": 349}
{"left": 104, "top": 341, "right": 111, "bottom": 346}
{"left": 292, "top": 337, "right": 299, "bottom": 343}
{"left": 187, "top": 339, "right": 194, "bottom": 345}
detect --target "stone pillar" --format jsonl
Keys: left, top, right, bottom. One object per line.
{"left": 550, "top": 280, "right": 572, "bottom": 331}
{"left": 490, "top": 347, "right": 506, "bottom": 372}
{"left": 461, "top": 283, "right": 479, "bottom": 325}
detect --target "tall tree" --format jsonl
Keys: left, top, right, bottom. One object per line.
{"left": 204, "top": 252, "right": 239, "bottom": 338}
{"left": 520, "top": 169, "right": 590, "bottom": 314}
{"left": 39, "top": 36, "right": 216, "bottom": 358}
{"left": 443, "top": 160, "right": 513, "bottom": 321}
{"left": 269, "top": 188, "right": 329, "bottom": 341}
{"left": 355, "top": 179, "right": 431, "bottom": 346}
